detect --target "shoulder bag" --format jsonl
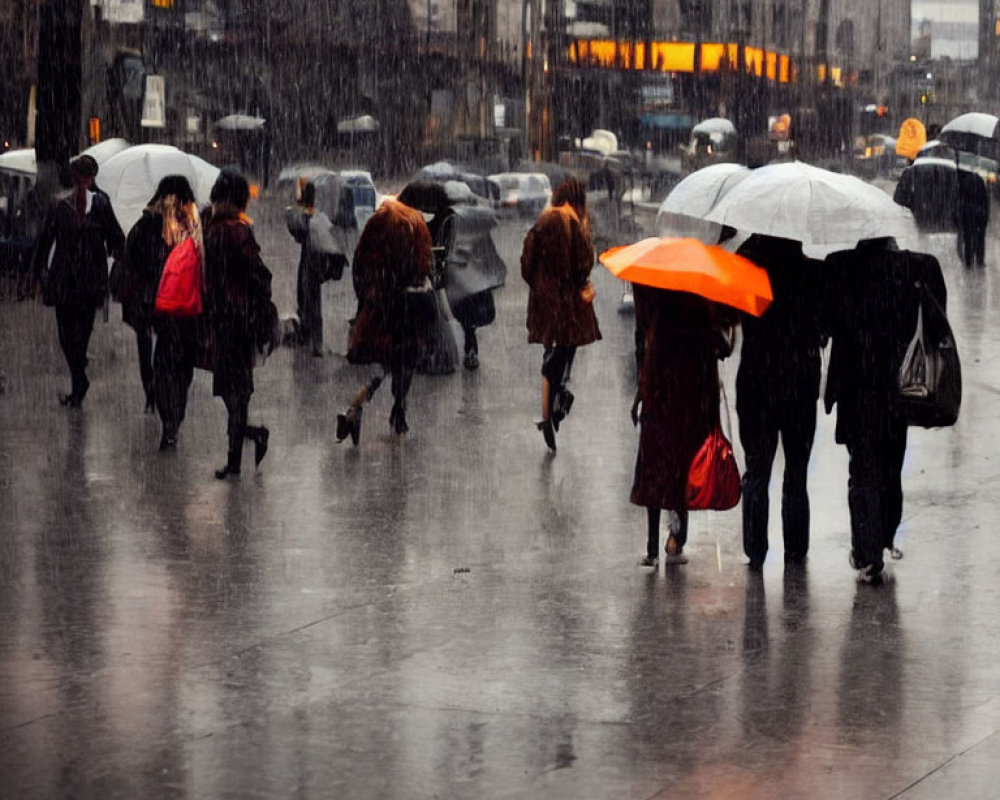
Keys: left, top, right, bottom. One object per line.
{"left": 686, "top": 382, "right": 742, "bottom": 511}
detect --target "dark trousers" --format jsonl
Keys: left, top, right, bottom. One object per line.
{"left": 958, "top": 221, "right": 987, "bottom": 268}
{"left": 224, "top": 389, "right": 251, "bottom": 467}
{"left": 135, "top": 326, "right": 154, "bottom": 404}
{"left": 154, "top": 321, "right": 197, "bottom": 438}
{"left": 739, "top": 392, "right": 817, "bottom": 564}
{"left": 55, "top": 302, "right": 96, "bottom": 400}
{"left": 846, "top": 422, "right": 908, "bottom": 573}
{"left": 296, "top": 265, "right": 323, "bottom": 353}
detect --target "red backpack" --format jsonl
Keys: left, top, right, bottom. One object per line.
{"left": 154, "top": 237, "right": 202, "bottom": 317}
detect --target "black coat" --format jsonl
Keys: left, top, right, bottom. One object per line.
{"left": 32, "top": 190, "right": 124, "bottom": 307}
{"left": 119, "top": 210, "right": 168, "bottom": 329}
{"left": 735, "top": 235, "right": 826, "bottom": 420}
{"left": 955, "top": 169, "right": 990, "bottom": 228}
{"left": 824, "top": 240, "right": 947, "bottom": 442}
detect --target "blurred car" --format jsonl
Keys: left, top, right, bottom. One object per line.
{"left": 681, "top": 118, "right": 737, "bottom": 173}
{"left": 415, "top": 162, "right": 500, "bottom": 208}
{"left": 339, "top": 169, "right": 380, "bottom": 229}
{"left": 853, "top": 133, "right": 897, "bottom": 178}
{"left": 488, "top": 172, "right": 551, "bottom": 217}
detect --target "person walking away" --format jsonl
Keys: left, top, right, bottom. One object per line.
{"left": 631, "top": 285, "right": 735, "bottom": 566}
{"left": 285, "top": 179, "right": 342, "bottom": 356}
{"left": 117, "top": 176, "right": 203, "bottom": 448}
{"left": 955, "top": 168, "right": 989, "bottom": 268}
{"left": 520, "top": 177, "right": 601, "bottom": 451}
{"left": 824, "top": 238, "right": 947, "bottom": 585}
{"left": 202, "top": 171, "right": 276, "bottom": 479}
{"left": 336, "top": 197, "right": 436, "bottom": 443}
{"left": 32, "top": 155, "right": 124, "bottom": 407}
{"left": 735, "top": 234, "right": 825, "bottom": 570}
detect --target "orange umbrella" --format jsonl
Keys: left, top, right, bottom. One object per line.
{"left": 599, "top": 237, "right": 773, "bottom": 317}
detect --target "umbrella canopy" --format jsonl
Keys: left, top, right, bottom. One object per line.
{"left": 215, "top": 114, "right": 266, "bottom": 131}
{"left": 656, "top": 163, "right": 750, "bottom": 240}
{"left": 337, "top": 115, "right": 379, "bottom": 133}
{"left": 599, "top": 237, "right": 773, "bottom": 317}
{"left": 80, "top": 138, "right": 130, "bottom": 166}
{"left": 939, "top": 112, "right": 1000, "bottom": 158}
{"left": 703, "top": 161, "right": 919, "bottom": 256}
{"left": 0, "top": 148, "right": 36, "bottom": 176}
{"left": 96, "top": 144, "right": 220, "bottom": 233}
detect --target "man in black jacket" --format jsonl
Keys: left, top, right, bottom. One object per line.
{"left": 824, "top": 238, "right": 947, "bottom": 584}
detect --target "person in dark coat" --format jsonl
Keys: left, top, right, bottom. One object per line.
{"left": 954, "top": 168, "right": 989, "bottom": 268}
{"left": 118, "top": 176, "right": 202, "bottom": 449}
{"left": 336, "top": 197, "right": 435, "bottom": 443}
{"left": 735, "top": 234, "right": 825, "bottom": 570}
{"left": 520, "top": 177, "right": 601, "bottom": 451}
{"left": 32, "top": 155, "right": 125, "bottom": 407}
{"left": 202, "top": 171, "right": 275, "bottom": 479}
{"left": 631, "top": 285, "right": 735, "bottom": 565}
{"left": 286, "top": 179, "right": 341, "bottom": 356}
{"left": 824, "top": 238, "right": 947, "bottom": 585}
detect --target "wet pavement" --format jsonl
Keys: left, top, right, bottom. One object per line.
{"left": 2, "top": 197, "right": 1000, "bottom": 799}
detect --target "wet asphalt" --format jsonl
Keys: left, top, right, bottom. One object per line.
{"left": 1, "top": 194, "right": 1000, "bottom": 799}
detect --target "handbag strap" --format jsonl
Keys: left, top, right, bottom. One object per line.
{"left": 719, "top": 380, "right": 733, "bottom": 439}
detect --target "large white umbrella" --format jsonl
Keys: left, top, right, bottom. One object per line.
{"left": 656, "top": 163, "right": 750, "bottom": 241}
{"left": 703, "top": 161, "right": 919, "bottom": 256}
{"left": 215, "top": 114, "right": 266, "bottom": 131}
{"left": 0, "top": 148, "right": 36, "bottom": 176}
{"left": 80, "top": 138, "right": 130, "bottom": 166}
{"left": 96, "top": 144, "right": 220, "bottom": 233}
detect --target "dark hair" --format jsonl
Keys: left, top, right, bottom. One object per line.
{"left": 149, "top": 174, "right": 196, "bottom": 206}
{"left": 551, "top": 177, "right": 586, "bottom": 213}
{"left": 398, "top": 180, "right": 451, "bottom": 215}
{"left": 298, "top": 181, "right": 316, "bottom": 207}
{"left": 210, "top": 169, "right": 250, "bottom": 210}
{"left": 69, "top": 155, "right": 98, "bottom": 180}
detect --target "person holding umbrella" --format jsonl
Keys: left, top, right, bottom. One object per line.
{"left": 734, "top": 234, "right": 826, "bottom": 571}
{"left": 600, "top": 237, "right": 772, "bottom": 566}
{"left": 32, "top": 155, "right": 125, "bottom": 407}
{"left": 521, "top": 177, "right": 601, "bottom": 451}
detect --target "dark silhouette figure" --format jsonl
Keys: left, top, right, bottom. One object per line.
{"left": 631, "top": 285, "right": 734, "bottom": 566}
{"left": 955, "top": 169, "right": 989, "bottom": 268}
{"left": 735, "top": 235, "right": 825, "bottom": 570}
{"left": 520, "top": 177, "right": 601, "bottom": 451}
{"left": 32, "top": 155, "right": 124, "bottom": 407}
{"left": 825, "top": 238, "right": 947, "bottom": 584}
{"left": 202, "top": 171, "right": 275, "bottom": 479}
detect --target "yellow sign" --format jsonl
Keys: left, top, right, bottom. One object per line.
{"left": 88, "top": 117, "right": 100, "bottom": 144}
{"left": 896, "top": 117, "right": 927, "bottom": 160}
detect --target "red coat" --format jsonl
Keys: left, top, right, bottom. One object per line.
{"left": 520, "top": 204, "right": 601, "bottom": 348}
{"left": 347, "top": 200, "right": 433, "bottom": 365}
{"left": 630, "top": 286, "right": 725, "bottom": 510}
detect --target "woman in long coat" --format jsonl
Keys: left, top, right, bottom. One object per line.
{"left": 520, "top": 177, "right": 601, "bottom": 450}
{"left": 118, "top": 175, "right": 201, "bottom": 447}
{"left": 202, "top": 171, "right": 275, "bottom": 479}
{"left": 32, "top": 155, "right": 124, "bottom": 407}
{"left": 631, "top": 285, "right": 734, "bottom": 565}
{"left": 336, "top": 197, "right": 434, "bottom": 443}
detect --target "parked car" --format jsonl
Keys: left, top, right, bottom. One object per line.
{"left": 339, "top": 169, "right": 380, "bottom": 229}
{"left": 488, "top": 172, "right": 551, "bottom": 217}
{"left": 415, "top": 162, "right": 500, "bottom": 208}
{"left": 682, "top": 118, "right": 737, "bottom": 173}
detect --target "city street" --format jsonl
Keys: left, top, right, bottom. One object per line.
{"left": 2, "top": 197, "right": 1000, "bottom": 799}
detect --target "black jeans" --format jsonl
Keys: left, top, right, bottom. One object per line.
{"left": 739, "top": 381, "right": 818, "bottom": 565}
{"left": 154, "top": 320, "right": 197, "bottom": 438}
{"left": 55, "top": 302, "right": 97, "bottom": 400}
{"left": 846, "top": 421, "right": 908, "bottom": 573}
{"left": 541, "top": 345, "right": 576, "bottom": 393}
{"left": 135, "top": 326, "right": 154, "bottom": 403}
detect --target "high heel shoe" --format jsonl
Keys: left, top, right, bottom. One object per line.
{"left": 537, "top": 418, "right": 556, "bottom": 451}
{"left": 336, "top": 407, "right": 362, "bottom": 445}
{"left": 251, "top": 426, "right": 270, "bottom": 466}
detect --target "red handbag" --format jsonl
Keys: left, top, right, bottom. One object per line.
{"left": 155, "top": 237, "right": 203, "bottom": 317}
{"left": 685, "top": 384, "right": 742, "bottom": 511}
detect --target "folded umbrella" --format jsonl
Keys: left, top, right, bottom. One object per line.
{"left": 600, "top": 237, "right": 772, "bottom": 317}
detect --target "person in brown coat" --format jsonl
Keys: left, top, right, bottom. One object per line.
{"left": 202, "top": 171, "right": 276, "bottom": 479}
{"left": 520, "top": 177, "right": 601, "bottom": 450}
{"left": 631, "top": 285, "right": 735, "bottom": 565}
{"left": 335, "top": 197, "right": 435, "bottom": 443}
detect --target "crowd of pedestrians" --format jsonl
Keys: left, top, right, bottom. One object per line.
{"left": 26, "top": 161, "right": 951, "bottom": 586}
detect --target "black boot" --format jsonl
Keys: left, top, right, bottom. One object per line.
{"left": 247, "top": 425, "right": 270, "bottom": 466}
{"left": 336, "top": 407, "right": 362, "bottom": 446}
{"left": 389, "top": 404, "right": 408, "bottom": 435}
{"left": 215, "top": 453, "right": 241, "bottom": 479}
